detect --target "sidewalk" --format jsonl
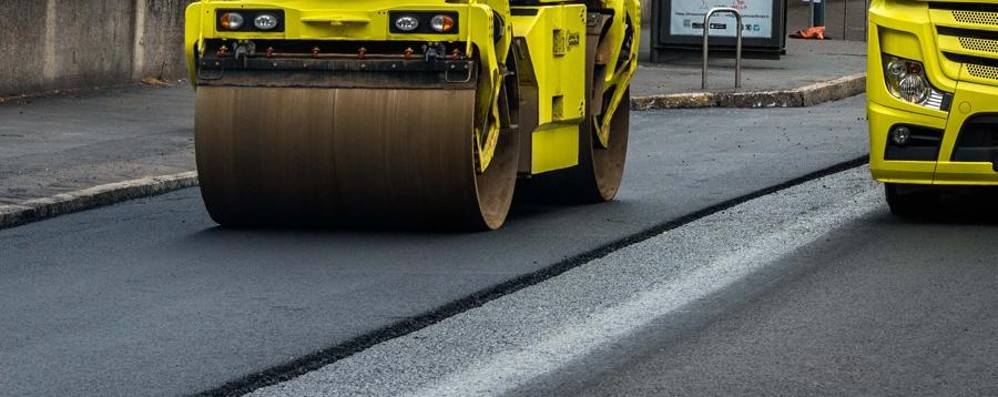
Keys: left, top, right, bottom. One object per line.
{"left": 0, "top": 84, "right": 197, "bottom": 225}
{"left": 633, "top": 0, "right": 868, "bottom": 106}
{"left": 0, "top": 12, "right": 870, "bottom": 227}
{"left": 634, "top": 34, "right": 866, "bottom": 97}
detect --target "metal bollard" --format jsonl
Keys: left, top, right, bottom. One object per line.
{"left": 811, "top": 0, "right": 815, "bottom": 27}
{"left": 702, "top": 7, "right": 743, "bottom": 90}
{"left": 865, "top": 0, "right": 871, "bottom": 42}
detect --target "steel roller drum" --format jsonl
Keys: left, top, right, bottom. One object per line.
{"left": 195, "top": 86, "right": 518, "bottom": 230}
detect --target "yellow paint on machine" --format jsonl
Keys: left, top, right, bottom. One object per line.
{"left": 867, "top": 0, "right": 998, "bottom": 186}
{"left": 183, "top": 0, "right": 641, "bottom": 228}
{"left": 533, "top": 124, "right": 580, "bottom": 173}
{"left": 512, "top": 4, "right": 587, "bottom": 173}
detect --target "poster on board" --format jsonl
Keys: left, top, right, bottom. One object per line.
{"left": 669, "top": 0, "right": 775, "bottom": 39}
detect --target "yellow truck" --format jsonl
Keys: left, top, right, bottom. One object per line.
{"left": 868, "top": 0, "right": 998, "bottom": 214}
{"left": 184, "top": 0, "right": 640, "bottom": 229}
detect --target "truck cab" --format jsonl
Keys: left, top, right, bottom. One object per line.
{"left": 867, "top": 0, "right": 998, "bottom": 214}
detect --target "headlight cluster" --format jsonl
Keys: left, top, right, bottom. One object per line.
{"left": 882, "top": 54, "right": 948, "bottom": 111}
{"left": 218, "top": 10, "right": 284, "bottom": 32}
{"left": 389, "top": 12, "right": 458, "bottom": 34}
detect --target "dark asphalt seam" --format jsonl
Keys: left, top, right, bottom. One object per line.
{"left": 191, "top": 155, "right": 871, "bottom": 397}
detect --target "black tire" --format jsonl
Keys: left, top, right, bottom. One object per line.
{"left": 885, "top": 183, "right": 937, "bottom": 217}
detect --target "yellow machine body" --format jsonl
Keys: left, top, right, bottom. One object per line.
{"left": 867, "top": 0, "right": 998, "bottom": 186}
{"left": 184, "top": 0, "right": 640, "bottom": 229}
{"left": 510, "top": 5, "right": 587, "bottom": 173}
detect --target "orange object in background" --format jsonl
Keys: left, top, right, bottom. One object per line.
{"left": 789, "top": 26, "right": 826, "bottom": 40}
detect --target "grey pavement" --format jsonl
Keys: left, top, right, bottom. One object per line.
{"left": 0, "top": 84, "right": 194, "bottom": 206}
{"left": 0, "top": 96, "right": 868, "bottom": 397}
{"left": 634, "top": 37, "right": 866, "bottom": 96}
{"left": 634, "top": 0, "right": 868, "bottom": 96}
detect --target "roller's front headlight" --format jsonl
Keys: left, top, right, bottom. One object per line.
{"left": 254, "top": 13, "right": 279, "bottom": 31}
{"left": 394, "top": 15, "right": 420, "bottom": 32}
{"left": 389, "top": 12, "right": 459, "bottom": 34}
{"left": 217, "top": 10, "right": 284, "bottom": 32}
{"left": 430, "top": 14, "right": 455, "bottom": 33}
{"left": 219, "top": 12, "right": 244, "bottom": 30}
{"left": 882, "top": 54, "right": 949, "bottom": 111}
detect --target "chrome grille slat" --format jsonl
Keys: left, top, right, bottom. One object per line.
{"left": 925, "top": 91, "right": 945, "bottom": 108}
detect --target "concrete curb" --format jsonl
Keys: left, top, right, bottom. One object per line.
{"left": 0, "top": 172, "right": 198, "bottom": 230}
{"left": 632, "top": 73, "right": 866, "bottom": 110}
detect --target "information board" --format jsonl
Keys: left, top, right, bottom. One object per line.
{"left": 668, "top": 0, "right": 776, "bottom": 39}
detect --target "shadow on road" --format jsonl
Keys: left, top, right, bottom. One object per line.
{"left": 890, "top": 187, "right": 998, "bottom": 225}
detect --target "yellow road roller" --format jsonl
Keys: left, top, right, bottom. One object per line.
{"left": 184, "top": 0, "right": 640, "bottom": 229}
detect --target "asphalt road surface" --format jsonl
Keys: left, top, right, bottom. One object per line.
{"left": 539, "top": 189, "right": 998, "bottom": 397}
{"left": 246, "top": 168, "right": 998, "bottom": 397}
{"left": 551, "top": 210, "right": 998, "bottom": 397}
{"left": 2, "top": 96, "right": 872, "bottom": 396}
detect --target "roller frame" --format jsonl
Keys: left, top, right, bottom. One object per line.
{"left": 185, "top": 0, "right": 641, "bottom": 228}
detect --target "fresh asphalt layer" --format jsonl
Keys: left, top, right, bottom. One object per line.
{"left": 247, "top": 167, "right": 883, "bottom": 397}
{"left": 546, "top": 192, "right": 998, "bottom": 397}
{"left": 250, "top": 168, "right": 998, "bottom": 397}
{"left": 0, "top": 95, "right": 868, "bottom": 397}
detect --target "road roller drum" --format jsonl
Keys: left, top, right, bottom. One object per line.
{"left": 184, "top": 0, "right": 641, "bottom": 230}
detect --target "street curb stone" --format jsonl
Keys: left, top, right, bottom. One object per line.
{"left": 0, "top": 172, "right": 198, "bottom": 230}
{"left": 632, "top": 73, "right": 866, "bottom": 110}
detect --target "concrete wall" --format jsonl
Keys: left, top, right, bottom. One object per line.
{"left": 0, "top": 0, "right": 193, "bottom": 96}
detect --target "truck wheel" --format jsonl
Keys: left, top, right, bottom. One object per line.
{"left": 885, "top": 183, "right": 936, "bottom": 217}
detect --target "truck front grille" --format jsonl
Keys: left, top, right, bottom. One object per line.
{"left": 931, "top": 3, "right": 998, "bottom": 85}
{"left": 953, "top": 10, "right": 998, "bottom": 25}
{"left": 958, "top": 37, "right": 998, "bottom": 53}
{"left": 952, "top": 114, "right": 998, "bottom": 163}
{"left": 968, "top": 63, "right": 998, "bottom": 80}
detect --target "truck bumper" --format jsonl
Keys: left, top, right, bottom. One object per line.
{"left": 868, "top": 0, "right": 998, "bottom": 186}
{"left": 870, "top": 84, "right": 998, "bottom": 186}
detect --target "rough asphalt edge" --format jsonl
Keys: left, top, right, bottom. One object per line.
{"left": 631, "top": 73, "right": 867, "bottom": 110}
{"left": 0, "top": 172, "right": 199, "bottom": 231}
{"left": 191, "top": 155, "right": 871, "bottom": 397}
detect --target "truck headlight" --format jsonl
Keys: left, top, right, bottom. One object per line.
{"left": 883, "top": 55, "right": 948, "bottom": 111}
